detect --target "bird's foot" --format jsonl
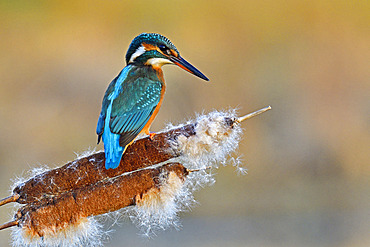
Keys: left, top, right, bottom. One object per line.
{"left": 148, "top": 132, "right": 157, "bottom": 140}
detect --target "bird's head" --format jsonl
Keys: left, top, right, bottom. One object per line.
{"left": 126, "top": 33, "right": 209, "bottom": 81}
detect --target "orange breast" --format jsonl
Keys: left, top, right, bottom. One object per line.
{"left": 141, "top": 69, "right": 166, "bottom": 135}
{"left": 141, "top": 82, "right": 165, "bottom": 135}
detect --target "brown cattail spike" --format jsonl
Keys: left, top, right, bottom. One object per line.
{"left": 11, "top": 125, "right": 196, "bottom": 205}
{"left": 13, "top": 163, "right": 188, "bottom": 238}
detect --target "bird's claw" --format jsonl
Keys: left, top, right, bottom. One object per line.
{"left": 149, "top": 132, "right": 156, "bottom": 140}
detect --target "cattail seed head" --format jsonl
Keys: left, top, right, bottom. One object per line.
{"left": 0, "top": 107, "right": 271, "bottom": 246}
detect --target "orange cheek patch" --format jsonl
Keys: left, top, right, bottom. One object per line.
{"left": 143, "top": 43, "right": 169, "bottom": 57}
{"left": 142, "top": 43, "right": 158, "bottom": 51}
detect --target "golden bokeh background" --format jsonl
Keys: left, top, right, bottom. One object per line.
{"left": 0, "top": 1, "right": 369, "bottom": 246}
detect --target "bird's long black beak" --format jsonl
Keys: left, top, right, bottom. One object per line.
{"left": 170, "top": 56, "right": 209, "bottom": 81}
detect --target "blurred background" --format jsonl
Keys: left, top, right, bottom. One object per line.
{"left": 0, "top": 1, "right": 369, "bottom": 246}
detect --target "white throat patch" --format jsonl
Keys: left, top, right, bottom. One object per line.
{"left": 146, "top": 58, "right": 172, "bottom": 67}
{"left": 129, "top": 45, "right": 146, "bottom": 63}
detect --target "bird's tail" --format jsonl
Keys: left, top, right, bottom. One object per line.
{"left": 103, "top": 132, "right": 126, "bottom": 169}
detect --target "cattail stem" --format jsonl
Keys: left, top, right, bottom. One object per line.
{"left": 236, "top": 106, "right": 271, "bottom": 123}
{"left": 0, "top": 194, "right": 19, "bottom": 206}
{"left": 0, "top": 220, "right": 18, "bottom": 231}
{"left": 187, "top": 166, "right": 212, "bottom": 173}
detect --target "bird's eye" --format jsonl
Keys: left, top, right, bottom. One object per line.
{"left": 159, "top": 45, "right": 171, "bottom": 55}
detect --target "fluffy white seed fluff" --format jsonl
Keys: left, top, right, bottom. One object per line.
{"left": 130, "top": 171, "right": 194, "bottom": 237}
{"left": 170, "top": 110, "right": 242, "bottom": 166}
{"left": 74, "top": 147, "right": 98, "bottom": 160}
{"left": 167, "top": 110, "right": 243, "bottom": 188}
{"left": 11, "top": 217, "right": 105, "bottom": 247}
{"left": 125, "top": 110, "right": 244, "bottom": 236}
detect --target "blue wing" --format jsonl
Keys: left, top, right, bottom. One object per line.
{"left": 109, "top": 78, "right": 162, "bottom": 146}
{"left": 97, "top": 66, "right": 162, "bottom": 169}
{"left": 96, "top": 73, "right": 117, "bottom": 144}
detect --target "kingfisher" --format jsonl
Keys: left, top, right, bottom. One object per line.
{"left": 97, "top": 33, "right": 209, "bottom": 169}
